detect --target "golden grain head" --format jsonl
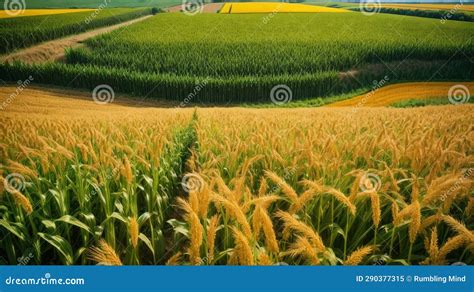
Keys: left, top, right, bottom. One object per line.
{"left": 166, "top": 252, "right": 183, "bottom": 266}
{"left": 409, "top": 201, "right": 421, "bottom": 244}
{"left": 265, "top": 170, "right": 298, "bottom": 203}
{"left": 344, "top": 245, "right": 374, "bottom": 266}
{"left": 232, "top": 227, "right": 254, "bottom": 266}
{"left": 11, "top": 191, "right": 33, "bottom": 215}
{"left": 129, "top": 217, "right": 139, "bottom": 249}
{"left": 206, "top": 215, "right": 220, "bottom": 263}
{"left": 88, "top": 239, "right": 122, "bottom": 266}
{"left": 276, "top": 210, "right": 325, "bottom": 251}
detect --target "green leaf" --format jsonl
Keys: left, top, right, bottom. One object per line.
{"left": 41, "top": 220, "right": 56, "bottom": 231}
{"left": 56, "top": 215, "right": 92, "bottom": 234}
{"left": 139, "top": 233, "right": 155, "bottom": 257}
{"left": 0, "top": 219, "right": 25, "bottom": 241}
{"left": 142, "top": 175, "right": 154, "bottom": 188}
{"left": 167, "top": 219, "right": 189, "bottom": 237}
{"left": 138, "top": 212, "right": 152, "bottom": 226}
{"left": 108, "top": 212, "right": 127, "bottom": 223}
{"left": 38, "top": 233, "right": 74, "bottom": 265}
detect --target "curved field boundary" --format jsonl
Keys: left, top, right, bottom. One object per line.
{"left": 381, "top": 4, "right": 474, "bottom": 12}
{"left": 327, "top": 82, "right": 474, "bottom": 107}
{"left": 166, "top": 3, "right": 224, "bottom": 13}
{"left": 220, "top": 3, "right": 349, "bottom": 14}
{"left": 0, "top": 15, "right": 152, "bottom": 64}
{"left": 0, "top": 9, "right": 94, "bottom": 19}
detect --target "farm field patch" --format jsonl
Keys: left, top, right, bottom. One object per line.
{"left": 220, "top": 2, "right": 349, "bottom": 13}
{"left": 0, "top": 0, "right": 182, "bottom": 9}
{"left": 0, "top": 8, "right": 94, "bottom": 18}
{"left": 1, "top": 86, "right": 472, "bottom": 265}
{"left": 1, "top": 15, "right": 152, "bottom": 64}
{"left": 327, "top": 82, "right": 474, "bottom": 107}
{"left": 2, "top": 12, "right": 469, "bottom": 103}
{"left": 0, "top": 8, "right": 152, "bottom": 54}
{"left": 380, "top": 3, "right": 474, "bottom": 12}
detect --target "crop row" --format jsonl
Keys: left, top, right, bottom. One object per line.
{"left": 0, "top": 8, "right": 152, "bottom": 54}
{"left": 0, "top": 59, "right": 471, "bottom": 102}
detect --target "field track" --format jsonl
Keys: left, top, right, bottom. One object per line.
{"left": 166, "top": 3, "right": 224, "bottom": 13}
{"left": 0, "top": 15, "right": 152, "bottom": 64}
{"left": 327, "top": 82, "right": 474, "bottom": 107}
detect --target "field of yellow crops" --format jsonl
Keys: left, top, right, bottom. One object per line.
{"left": 220, "top": 2, "right": 349, "bottom": 14}
{"left": 0, "top": 9, "right": 94, "bottom": 19}
{"left": 328, "top": 82, "right": 474, "bottom": 107}
{"left": 381, "top": 4, "right": 474, "bottom": 12}
{"left": 0, "top": 87, "right": 473, "bottom": 265}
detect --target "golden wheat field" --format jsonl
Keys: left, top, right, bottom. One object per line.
{"left": 219, "top": 3, "right": 349, "bottom": 14}
{"left": 0, "top": 87, "right": 473, "bottom": 266}
{"left": 328, "top": 82, "right": 474, "bottom": 107}
{"left": 0, "top": 9, "right": 94, "bottom": 19}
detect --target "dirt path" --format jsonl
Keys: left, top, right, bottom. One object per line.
{"left": 0, "top": 15, "right": 153, "bottom": 65}
{"left": 166, "top": 3, "right": 223, "bottom": 13}
{"left": 327, "top": 82, "right": 474, "bottom": 107}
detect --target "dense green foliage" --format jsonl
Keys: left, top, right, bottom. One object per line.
{"left": 69, "top": 13, "right": 473, "bottom": 77}
{"left": 0, "top": 8, "right": 151, "bottom": 54}
{"left": 349, "top": 7, "right": 474, "bottom": 22}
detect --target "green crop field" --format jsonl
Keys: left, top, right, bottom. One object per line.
{"left": 0, "top": 8, "right": 152, "bottom": 54}
{"left": 2, "top": 12, "right": 473, "bottom": 102}
{"left": 0, "top": 0, "right": 183, "bottom": 9}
